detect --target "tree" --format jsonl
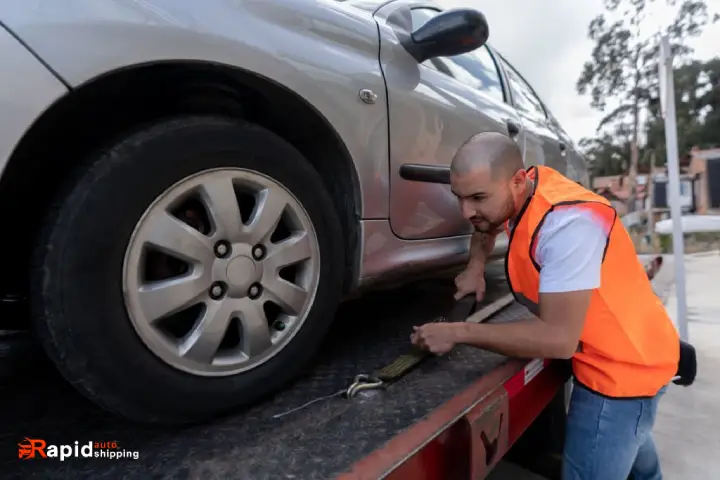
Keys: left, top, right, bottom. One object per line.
{"left": 693, "top": 57, "right": 720, "bottom": 146}
{"left": 645, "top": 57, "right": 720, "bottom": 164}
{"left": 576, "top": 0, "right": 716, "bottom": 212}
{"left": 579, "top": 127, "right": 654, "bottom": 181}
{"left": 579, "top": 133, "right": 630, "bottom": 178}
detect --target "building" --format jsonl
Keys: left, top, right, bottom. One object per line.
{"left": 592, "top": 171, "right": 695, "bottom": 217}
{"left": 687, "top": 147, "right": 720, "bottom": 214}
{"left": 592, "top": 175, "right": 645, "bottom": 216}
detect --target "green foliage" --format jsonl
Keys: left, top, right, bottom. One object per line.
{"left": 581, "top": 57, "right": 719, "bottom": 178}
{"left": 659, "top": 233, "right": 672, "bottom": 253}
{"left": 657, "top": 231, "right": 720, "bottom": 253}
{"left": 646, "top": 57, "right": 720, "bottom": 164}
{"left": 579, "top": 134, "right": 630, "bottom": 177}
{"left": 577, "top": 0, "right": 717, "bottom": 179}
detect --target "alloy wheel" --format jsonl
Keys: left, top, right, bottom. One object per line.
{"left": 122, "top": 168, "right": 321, "bottom": 376}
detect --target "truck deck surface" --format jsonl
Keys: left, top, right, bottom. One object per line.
{"left": 2, "top": 267, "right": 529, "bottom": 480}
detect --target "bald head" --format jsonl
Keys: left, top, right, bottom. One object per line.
{"left": 450, "top": 132, "right": 524, "bottom": 180}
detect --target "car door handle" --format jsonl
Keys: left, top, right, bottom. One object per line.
{"left": 558, "top": 141, "right": 568, "bottom": 156}
{"left": 506, "top": 120, "right": 521, "bottom": 137}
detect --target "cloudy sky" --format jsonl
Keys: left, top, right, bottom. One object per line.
{"left": 436, "top": 0, "right": 720, "bottom": 145}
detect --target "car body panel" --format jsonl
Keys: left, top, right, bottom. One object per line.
{"left": 374, "top": 1, "right": 524, "bottom": 240}
{"left": 0, "top": 24, "right": 69, "bottom": 180}
{"left": 0, "top": 0, "right": 389, "bottom": 219}
{"left": 358, "top": 218, "right": 509, "bottom": 286}
{"left": 372, "top": 1, "right": 571, "bottom": 242}
{"left": 493, "top": 52, "right": 567, "bottom": 176}
{"left": 548, "top": 113, "right": 590, "bottom": 186}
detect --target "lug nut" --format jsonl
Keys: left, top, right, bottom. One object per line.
{"left": 214, "top": 241, "right": 231, "bottom": 258}
{"left": 248, "top": 283, "right": 262, "bottom": 300}
{"left": 209, "top": 282, "right": 226, "bottom": 300}
{"left": 252, "top": 244, "right": 266, "bottom": 261}
{"left": 273, "top": 321, "right": 286, "bottom": 332}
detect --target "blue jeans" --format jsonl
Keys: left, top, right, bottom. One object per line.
{"left": 563, "top": 381, "right": 667, "bottom": 480}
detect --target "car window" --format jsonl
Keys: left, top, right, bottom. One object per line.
{"left": 410, "top": 8, "right": 505, "bottom": 103}
{"left": 497, "top": 56, "right": 547, "bottom": 122}
{"left": 548, "top": 112, "right": 572, "bottom": 144}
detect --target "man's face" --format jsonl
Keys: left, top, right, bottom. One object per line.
{"left": 450, "top": 166, "right": 527, "bottom": 233}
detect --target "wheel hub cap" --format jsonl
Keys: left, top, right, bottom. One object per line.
{"left": 225, "top": 255, "right": 258, "bottom": 291}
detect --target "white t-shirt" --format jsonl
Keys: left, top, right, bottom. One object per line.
{"left": 510, "top": 206, "right": 609, "bottom": 293}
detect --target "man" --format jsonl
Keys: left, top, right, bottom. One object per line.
{"left": 410, "top": 132, "right": 679, "bottom": 480}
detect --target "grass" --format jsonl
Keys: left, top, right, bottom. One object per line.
{"left": 639, "top": 231, "right": 720, "bottom": 254}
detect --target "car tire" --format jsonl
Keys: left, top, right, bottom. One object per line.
{"left": 30, "top": 116, "right": 345, "bottom": 424}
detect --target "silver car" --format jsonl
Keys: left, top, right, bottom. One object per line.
{"left": 0, "top": 0, "right": 588, "bottom": 424}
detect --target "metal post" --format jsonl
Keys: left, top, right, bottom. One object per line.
{"left": 647, "top": 156, "right": 658, "bottom": 252}
{"left": 659, "top": 35, "right": 689, "bottom": 341}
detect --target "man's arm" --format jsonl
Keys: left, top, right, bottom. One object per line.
{"left": 452, "top": 290, "right": 592, "bottom": 359}
{"left": 467, "top": 230, "right": 498, "bottom": 270}
{"left": 452, "top": 209, "right": 606, "bottom": 359}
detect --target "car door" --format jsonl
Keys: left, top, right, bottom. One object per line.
{"left": 494, "top": 53, "right": 568, "bottom": 176}
{"left": 374, "top": 3, "right": 525, "bottom": 240}
{"left": 547, "top": 111, "right": 590, "bottom": 186}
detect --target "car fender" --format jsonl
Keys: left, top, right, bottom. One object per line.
{"left": 0, "top": 0, "right": 391, "bottom": 218}
{"left": 0, "top": 24, "right": 68, "bottom": 179}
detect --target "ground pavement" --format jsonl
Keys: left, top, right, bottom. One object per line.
{"left": 653, "top": 251, "right": 720, "bottom": 479}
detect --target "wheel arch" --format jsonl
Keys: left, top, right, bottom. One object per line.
{"left": 0, "top": 60, "right": 363, "bottom": 304}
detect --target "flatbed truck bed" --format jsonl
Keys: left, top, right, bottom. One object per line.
{"left": 3, "top": 257, "right": 663, "bottom": 480}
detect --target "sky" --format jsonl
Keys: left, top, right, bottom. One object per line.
{"left": 436, "top": 0, "right": 720, "bottom": 145}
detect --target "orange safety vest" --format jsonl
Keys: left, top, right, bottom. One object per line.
{"left": 504, "top": 165, "right": 679, "bottom": 398}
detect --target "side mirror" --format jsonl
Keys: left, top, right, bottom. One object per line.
{"left": 402, "top": 8, "right": 489, "bottom": 63}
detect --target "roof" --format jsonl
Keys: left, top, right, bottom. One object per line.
{"left": 592, "top": 175, "right": 622, "bottom": 190}
{"left": 691, "top": 148, "right": 720, "bottom": 161}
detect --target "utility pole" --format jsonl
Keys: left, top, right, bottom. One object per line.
{"left": 659, "top": 35, "right": 689, "bottom": 342}
{"left": 647, "top": 152, "right": 659, "bottom": 253}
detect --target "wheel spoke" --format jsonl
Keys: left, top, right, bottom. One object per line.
{"left": 179, "top": 300, "right": 233, "bottom": 364}
{"left": 199, "top": 178, "right": 244, "bottom": 241}
{"left": 137, "top": 273, "right": 209, "bottom": 323}
{"left": 236, "top": 298, "right": 272, "bottom": 356}
{"left": 264, "top": 277, "right": 308, "bottom": 316}
{"left": 246, "top": 187, "right": 287, "bottom": 245}
{"left": 124, "top": 168, "right": 323, "bottom": 375}
{"left": 142, "top": 210, "right": 213, "bottom": 264}
{"left": 265, "top": 232, "right": 313, "bottom": 271}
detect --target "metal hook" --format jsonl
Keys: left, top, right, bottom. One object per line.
{"left": 345, "top": 374, "right": 384, "bottom": 399}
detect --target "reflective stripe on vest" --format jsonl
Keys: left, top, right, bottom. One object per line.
{"left": 504, "top": 165, "right": 679, "bottom": 398}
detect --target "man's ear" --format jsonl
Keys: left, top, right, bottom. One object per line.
{"left": 512, "top": 169, "right": 527, "bottom": 189}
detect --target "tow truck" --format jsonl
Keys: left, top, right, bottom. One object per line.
{"left": 213, "top": 256, "right": 664, "bottom": 479}
{"left": 266, "top": 255, "right": 662, "bottom": 480}
{"left": 4, "top": 256, "right": 664, "bottom": 479}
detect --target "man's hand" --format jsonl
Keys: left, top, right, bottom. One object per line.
{"left": 446, "top": 290, "right": 593, "bottom": 360}
{"left": 454, "top": 265, "right": 486, "bottom": 301}
{"left": 411, "top": 323, "right": 460, "bottom": 355}
{"left": 455, "top": 230, "right": 497, "bottom": 301}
